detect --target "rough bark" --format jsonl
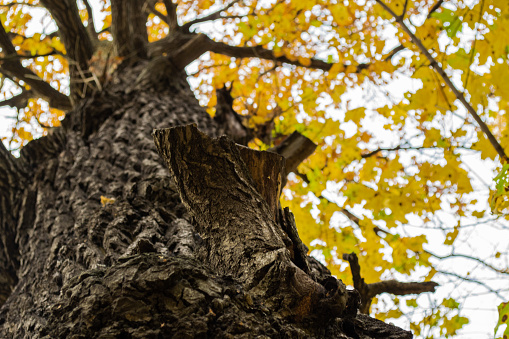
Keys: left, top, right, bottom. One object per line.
{"left": 111, "top": 0, "right": 149, "bottom": 59}
{"left": 0, "top": 56, "right": 412, "bottom": 339}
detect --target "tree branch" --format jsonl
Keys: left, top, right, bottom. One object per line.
{"left": 359, "top": 145, "right": 467, "bottom": 158}
{"left": 0, "top": 20, "right": 71, "bottom": 110}
{"left": 149, "top": 29, "right": 372, "bottom": 74}
{"left": 343, "top": 252, "right": 438, "bottom": 314}
{"left": 83, "top": 0, "right": 98, "bottom": 42}
{"left": 202, "top": 35, "right": 370, "bottom": 73}
{"left": 268, "top": 131, "right": 317, "bottom": 177}
{"left": 181, "top": 0, "right": 241, "bottom": 32}
{"left": 147, "top": 4, "right": 169, "bottom": 24}
{"left": 437, "top": 270, "right": 504, "bottom": 299}
{"left": 427, "top": 250, "right": 509, "bottom": 275}
{"left": 163, "top": 0, "right": 178, "bottom": 32}
{"left": 0, "top": 51, "right": 62, "bottom": 62}
{"left": 384, "top": 44, "right": 405, "bottom": 62}
{"left": 39, "top": 0, "right": 94, "bottom": 70}
{"left": 427, "top": 0, "right": 445, "bottom": 19}
{"left": 400, "top": 0, "right": 409, "bottom": 19}
{"left": 0, "top": 2, "right": 40, "bottom": 9}
{"left": 376, "top": 0, "right": 509, "bottom": 163}
{"left": 368, "top": 280, "right": 439, "bottom": 297}
{"left": 111, "top": 0, "right": 149, "bottom": 58}
{"left": 0, "top": 90, "right": 32, "bottom": 110}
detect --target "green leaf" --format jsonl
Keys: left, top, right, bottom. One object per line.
{"left": 431, "top": 9, "right": 463, "bottom": 38}
{"left": 448, "top": 48, "right": 471, "bottom": 70}
{"left": 495, "top": 302, "right": 509, "bottom": 337}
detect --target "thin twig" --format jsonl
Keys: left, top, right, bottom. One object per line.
{"left": 427, "top": 0, "right": 445, "bottom": 19}
{"left": 375, "top": 0, "right": 509, "bottom": 163}
{"left": 463, "top": 0, "right": 485, "bottom": 93}
{"left": 436, "top": 270, "right": 504, "bottom": 299}
{"left": 427, "top": 250, "right": 509, "bottom": 275}
{"left": 181, "top": 0, "right": 242, "bottom": 32}
{"left": 384, "top": 44, "right": 405, "bottom": 61}
{"left": 400, "top": 0, "right": 409, "bottom": 19}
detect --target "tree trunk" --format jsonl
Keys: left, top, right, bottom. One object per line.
{"left": 0, "top": 57, "right": 411, "bottom": 338}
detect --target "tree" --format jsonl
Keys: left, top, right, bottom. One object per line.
{"left": 0, "top": 0, "right": 417, "bottom": 337}
{"left": 1, "top": 0, "right": 508, "bottom": 337}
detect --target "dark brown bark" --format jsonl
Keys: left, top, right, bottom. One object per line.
{"left": 39, "top": 0, "right": 94, "bottom": 69}
{"left": 111, "top": 0, "right": 149, "bottom": 59}
{"left": 0, "top": 6, "right": 416, "bottom": 338}
{"left": 0, "top": 57, "right": 413, "bottom": 338}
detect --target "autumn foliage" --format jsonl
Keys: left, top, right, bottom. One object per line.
{"left": 1, "top": 0, "right": 508, "bottom": 337}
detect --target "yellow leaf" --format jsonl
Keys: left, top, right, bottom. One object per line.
{"left": 344, "top": 107, "right": 365, "bottom": 124}
{"left": 100, "top": 196, "right": 116, "bottom": 206}
{"left": 298, "top": 56, "right": 311, "bottom": 67}
{"left": 444, "top": 226, "right": 459, "bottom": 246}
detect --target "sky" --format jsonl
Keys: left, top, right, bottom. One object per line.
{"left": 1, "top": 1, "right": 508, "bottom": 338}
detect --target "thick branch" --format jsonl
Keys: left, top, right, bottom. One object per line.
{"left": 153, "top": 125, "right": 288, "bottom": 283}
{"left": 0, "top": 90, "right": 32, "bottom": 110}
{"left": 39, "top": 0, "right": 94, "bottom": 70}
{"left": 83, "top": 0, "right": 98, "bottom": 42}
{"left": 268, "top": 131, "right": 317, "bottom": 176}
{"left": 153, "top": 124, "right": 351, "bottom": 319}
{"left": 376, "top": 0, "right": 509, "bottom": 163}
{"left": 149, "top": 31, "right": 370, "bottom": 74}
{"left": 111, "top": 0, "right": 149, "bottom": 58}
{"left": 368, "top": 280, "right": 439, "bottom": 297}
{"left": 163, "top": 0, "right": 178, "bottom": 32}
{"left": 148, "top": 32, "right": 210, "bottom": 69}
{"left": 203, "top": 35, "right": 370, "bottom": 72}
{"left": 343, "top": 252, "right": 438, "bottom": 314}
{"left": 0, "top": 21, "right": 71, "bottom": 110}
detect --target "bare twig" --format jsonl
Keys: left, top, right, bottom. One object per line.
{"left": 343, "top": 252, "right": 438, "bottom": 314}
{"left": 427, "top": 250, "right": 509, "bottom": 275}
{"left": 463, "top": 0, "right": 485, "bottom": 92}
{"left": 437, "top": 270, "right": 504, "bottom": 299}
{"left": 181, "top": 0, "right": 242, "bottom": 32}
{"left": 427, "top": 0, "right": 445, "bottom": 19}
{"left": 384, "top": 44, "right": 405, "bottom": 61}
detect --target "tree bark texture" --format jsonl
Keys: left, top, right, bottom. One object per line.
{"left": 0, "top": 56, "right": 412, "bottom": 338}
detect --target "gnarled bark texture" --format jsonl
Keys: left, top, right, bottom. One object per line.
{"left": 0, "top": 57, "right": 411, "bottom": 339}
